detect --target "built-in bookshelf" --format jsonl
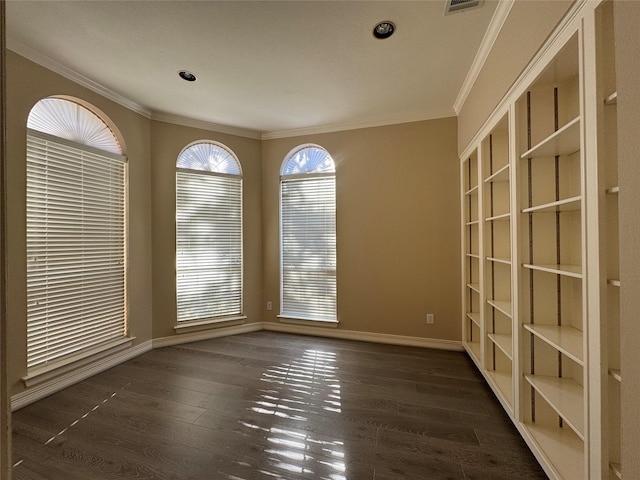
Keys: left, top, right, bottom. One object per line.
{"left": 458, "top": 3, "right": 618, "bottom": 479}
{"left": 462, "top": 150, "right": 482, "bottom": 364}
{"left": 482, "top": 116, "right": 514, "bottom": 411}
{"left": 594, "top": 2, "right": 621, "bottom": 478}
{"left": 516, "top": 32, "right": 585, "bottom": 480}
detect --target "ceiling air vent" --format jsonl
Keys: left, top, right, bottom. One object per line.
{"left": 444, "top": 0, "right": 484, "bottom": 15}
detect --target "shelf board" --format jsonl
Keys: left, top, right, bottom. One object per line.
{"left": 606, "top": 186, "right": 619, "bottom": 194}
{"left": 466, "top": 341, "right": 481, "bottom": 365}
{"left": 467, "top": 312, "right": 481, "bottom": 328}
{"left": 522, "top": 263, "right": 582, "bottom": 279}
{"left": 487, "top": 299, "right": 512, "bottom": 317}
{"left": 608, "top": 279, "right": 621, "bottom": 287}
{"left": 465, "top": 184, "right": 479, "bottom": 196}
{"left": 488, "top": 333, "right": 513, "bottom": 359}
{"left": 524, "top": 423, "right": 584, "bottom": 480}
{"left": 484, "top": 164, "right": 510, "bottom": 183}
{"left": 524, "top": 374, "right": 584, "bottom": 439}
{"left": 466, "top": 283, "right": 480, "bottom": 293}
{"left": 523, "top": 324, "right": 583, "bottom": 365}
{"left": 485, "top": 212, "right": 511, "bottom": 222}
{"left": 521, "top": 195, "right": 581, "bottom": 214}
{"left": 486, "top": 370, "right": 513, "bottom": 408}
{"left": 605, "top": 92, "right": 618, "bottom": 105}
{"left": 520, "top": 116, "right": 581, "bottom": 159}
{"left": 466, "top": 220, "right": 479, "bottom": 226}
{"left": 466, "top": 253, "right": 480, "bottom": 259}
{"left": 610, "top": 462, "right": 622, "bottom": 479}
{"left": 609, "top": 369, "right": 622, "bottom": 383}
{"left": 486, "top": 256, "right": 511, "bottom": 265}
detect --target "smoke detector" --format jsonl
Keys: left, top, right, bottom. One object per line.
{"left": 444, "top": 0, "right": 484, "bottom": 15}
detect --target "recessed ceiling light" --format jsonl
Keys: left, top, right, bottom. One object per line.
{"left": 373, "top": 21, "right": 395, "bottom": 39}
{"left": 178, "top": 70, "right": 197, "bottom": 82}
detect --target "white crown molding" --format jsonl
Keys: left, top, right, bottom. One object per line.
{"left": 8, "top": 38, "right": 456, "bottom": 141}
{"left": 263, "top": 321, "right": 464, "bottom": 351}
{"left": 453, "top": 0, "right": 515, "bottom": 115}
{"left": 11, "top": 341, "right": 153, "bottom": 411}
{"left": 151, "top": 111, "right": 261, "bottom": 140}
{"left": 459, "top": 0, "right": 591, "bottom": 156}
{"left": 7, "top": 37, "right": 152, "bottom": 119}
{"left": 262, "top": 108, "right": 455, "bottom": 140}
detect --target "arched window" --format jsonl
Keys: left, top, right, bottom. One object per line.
{"left": 26, "top": 97, "right": 127, "bottom": 370}
{"left": 280, "top": 145, "right": 337, "bottom": 322}
{"left": 176, "top": 141, "right": 243, "bottom": 322}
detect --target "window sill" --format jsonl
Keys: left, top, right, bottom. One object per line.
{"left": 22, "top": 337, "right": 135, "bottom": 388}
{"left": 174, "top": 315, "right": 246, "bottom": 334}
{"left": 277, "top": 316, "right": 339, "bottom": 328}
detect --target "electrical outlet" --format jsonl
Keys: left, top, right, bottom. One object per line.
{"left": 266, "top": 301, "right": 273, "bottom": 311}
{"left": 426, "top": 313, "right": 435, "bottom": 324}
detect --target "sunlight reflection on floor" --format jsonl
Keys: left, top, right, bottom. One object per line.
{"left": 240, "top": 349, "right": 346, "bottom": 480}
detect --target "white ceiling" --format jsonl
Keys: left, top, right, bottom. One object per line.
{"left": 6, "top": 0, "right": 499, "bottom": 137}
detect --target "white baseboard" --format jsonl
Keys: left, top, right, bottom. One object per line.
{"left": 12, "top": 321, "right": 461, "bottom": 410}
{"left": 11, "top": 340, "right": 153, "bottom": 411}
{"left": 152, "top": 321, "right": 263, "bottom": 349}
{"left": 263, "top": 321, "right": 464, "bottom": 351}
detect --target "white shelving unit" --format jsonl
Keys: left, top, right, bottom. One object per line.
{"left": 482, "top": 115, "right": 514, "bottom": 413}
{"left": 592, "top": 2, "right": 621, "bottom": 478}
{"left": 458, "top": 3, "right": 619, "bottom": 478}
{"left": 461, "top": 149, "right": 482, "bottom": 365}
{"left": 516, "top": 31, "right": 586, "bottom": 480}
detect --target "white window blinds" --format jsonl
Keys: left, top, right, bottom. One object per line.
{"left": 176, "top": 142, "right": 243, "bottom": 322}
{"left": 26, "top": 132, "right": 127, "bottom": 369}
{"left": 281, "top": 174, "right": 337, "bottom": 322}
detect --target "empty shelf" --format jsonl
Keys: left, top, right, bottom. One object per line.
{"left": 484, "top": 164, "right": 510, "bottom": 183}
{"left": 487, "top": 299, "right": 512, "bottom": 317}
{"left": 523, "top": 324, "right": 583, "bottom": 365}
{"left": 465, "top": 184, "right": 479, "bottom": 196}
{"left": 466, "top": 341, "right": 481, "bottom": 364}
{"left": 609, "top": 369, "right": 622, "bottom": 382}
{"left": 466, "top": 283, "right": 480, "bottom": 293}
{"left": 486, "top": 256, "right": 511, "bottom": 265}
{"left": 485, "top": 212, "right": 511, "bottom": 222}
{"left": 610, "top": 462, "right": 622, "bottom": 479}
{"left": 488, "top": 333, "right": 513, "bottom": 359}
{"left": 521, "top": 116, "right": 581, "bottom": 159}
{"left": 467, "top": 312, "right": 481, "bottom": 327}
{"left": 525, "top": 374, "right": 584, "bottom": 439}
{"left": 608, "top": 279, "right": 621, "bottom": 287}
{"left": 523, "top": 263, "right": 582, "bottom": 278}
{"left": 606, "top": 186, "right": 619, "bottom": 194}
{"left": 522, "top": 196, "right": 581, "bottom": 213}
{"left": 524, "top": 423, "right": 584, "bottom": 480}
{"left": 486, "top": 370, "right": 513, "bottom": 408}
{"left": 605, "top": 92, "right": 618, "bottom": 105}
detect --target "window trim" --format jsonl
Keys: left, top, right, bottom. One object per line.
{"left": 25, "top": 122, "right": 129, "bottom": 372}
{"left": 175, "top": 141, "right": 244, "bottom": 325}
{"left": 279, "top": 145, "right": 337, "bottom": 323}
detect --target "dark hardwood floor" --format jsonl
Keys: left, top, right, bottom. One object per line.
{"left": 12, "top": 331, "right": 548, "bottom": 479}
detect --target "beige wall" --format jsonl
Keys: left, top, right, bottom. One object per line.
{"left": 614, "top": 0, "right": 640, "bottom": 473}
{"left": 457, "top": 0, "right": 573, "bottom": 153}
{"left": 5, "top": 51, "right": 153, "bottom": 395}
{"left": 5, "top": 52, "right": 460, "bottom": 402}
{"left": 150, "top": 121, "right": 263, "bottom": 339}
{"left": 262, "top": 118, "right": 461, "bottom": 341}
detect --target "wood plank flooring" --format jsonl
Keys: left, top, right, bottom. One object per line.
{"left": 12, "top": 331, "right": 548, "bottom": 479}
